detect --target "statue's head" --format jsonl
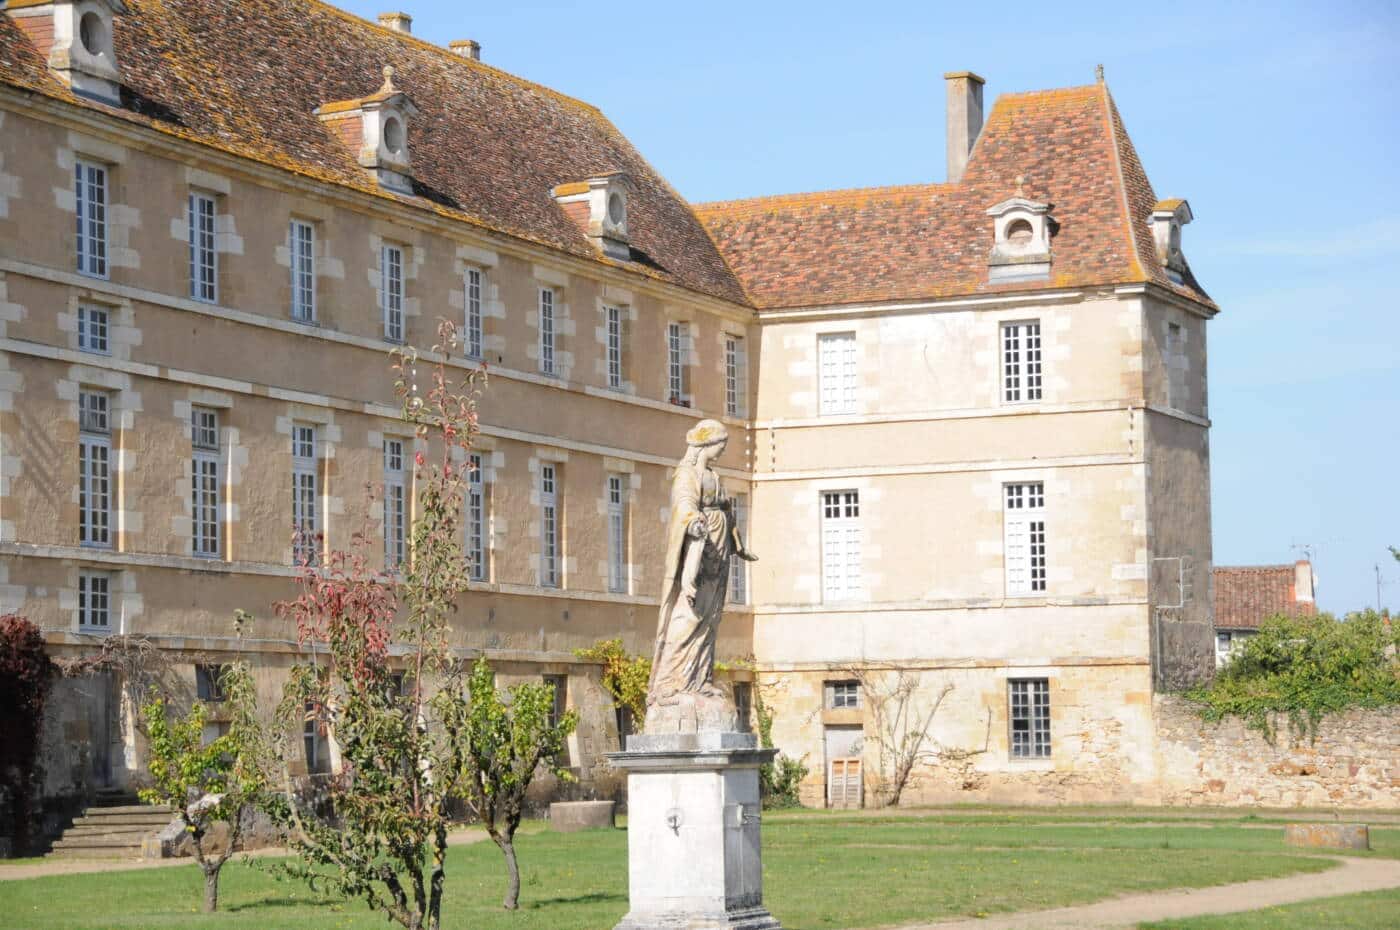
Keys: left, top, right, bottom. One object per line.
{"left": 685, "top": 419, "right": 728, "bottom": 456}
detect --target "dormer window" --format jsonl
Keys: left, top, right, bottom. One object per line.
{"left": 986, "top": 188, "right": 1053, "bottom": 282}
{"left": 1150, "top": 199, "right": 1194, "bottom": 285}
{"left": 10, "top": 0, "right": 128, "bottom": 107}
{"left": 315, "top": 66, "right": 419, "bottom": 195}
{"left": 552, "top": 172, "right": 632, "bottom": 260}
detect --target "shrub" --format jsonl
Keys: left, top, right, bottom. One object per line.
{"left": 1186, "top": 609, "right": 1400, "bottom": 741}
{"left": 0, "top": 615, "right": 54, "bottom": 854}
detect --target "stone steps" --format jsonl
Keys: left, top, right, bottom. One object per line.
{"left": 45, "top": 799, "right": 176, "bottom": 860}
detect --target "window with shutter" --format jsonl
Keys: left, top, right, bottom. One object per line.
{"left": 818, "top": 332, "right": 857, "bottom": 415}
{"left": 1003, "top": 482, "right": 1046, "bottom": 595}
{"left": 821, "top": 490, "right": 862, "bottom": 602}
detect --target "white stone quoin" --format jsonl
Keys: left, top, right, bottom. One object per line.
{"left": 608, "top": 731, "right": 781, "bottom": 930}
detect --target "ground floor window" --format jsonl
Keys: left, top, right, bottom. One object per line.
{"left": 1009, "top": 678, "right": 1051, "bottom": 759}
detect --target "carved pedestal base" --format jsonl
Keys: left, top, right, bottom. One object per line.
{"left": 607, "top": 732, "right": 782, "bottom": 930}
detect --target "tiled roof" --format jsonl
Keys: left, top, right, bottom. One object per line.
{"left": 0, "top": 0, "right": 749, "bottom": 305}
{"left": 1214, "top": 565, "right": 1314, "bottom": 631}
{"left": 695, "top": 83, "right": 1217, "bottom": 311}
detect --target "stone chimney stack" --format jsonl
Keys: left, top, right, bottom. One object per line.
{"left": 944, "top": 71, "right": 985, "bottom": 184}
{"left": 450, "top": 39, "right": 481, "bottom": 61}
{"left": 378, "top": 11, "right": 412, "bottom": 34}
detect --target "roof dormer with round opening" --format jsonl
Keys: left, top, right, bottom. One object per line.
{"left": 985, "top": 180, "right": 1053, "bottom": 282}
{"left": 315, "top": 66, "right": 420, "bottom": 195}
{"left": 1150, "top": 199, "right": 1194, "bottom": 284}
{"left": 552, "top": 172, "right": 633, "bottom": 261}
{"left": 9, "top": 0, "right": 128, "bottom": 107}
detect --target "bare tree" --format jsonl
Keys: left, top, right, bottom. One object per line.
{"left": 846, "top": 666, "right": 988, "bottom": 807}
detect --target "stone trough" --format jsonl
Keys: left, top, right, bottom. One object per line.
{"left": 548, "top": 800, "right": 616, "bottom": 833}
{"left": 1283, "top": 822, "right": 1370, "bottom": 850}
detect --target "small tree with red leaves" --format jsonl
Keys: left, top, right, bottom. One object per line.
{"left": 239, "top": 321, "right": 486, "bottom": 930}
{"left": 0, "top": 614, "right": 55, "bottom": 855}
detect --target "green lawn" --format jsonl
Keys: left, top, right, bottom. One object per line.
{"left": 0, "top": 812, "right": 1389, "bottom": 930}
{"left": 1139, "top": 888, "right": 1400, "bottom": 930}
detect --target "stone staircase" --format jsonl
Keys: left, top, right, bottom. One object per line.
{"left": 47, "top": 789, "right": 176, "bottom": 859}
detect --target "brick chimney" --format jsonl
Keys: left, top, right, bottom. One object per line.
{"left": 450, "top": 39, "right": 481, "bottom": 61}
{"left": 378, "top": 11, "right": 412, "bottom": 34}
{"left": 944, "top": 71, "right": 985, "bottom": 184}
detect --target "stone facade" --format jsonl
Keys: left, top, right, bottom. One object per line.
{"left": 0, "top": 0, "right": 1235, "bottom": 833}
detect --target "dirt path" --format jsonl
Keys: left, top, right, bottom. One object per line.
{"left": 883, "top": 855, "right": 1400, "bottom": 930}
{"left": 0, "top": 828, "right": 489, "bottom": 882}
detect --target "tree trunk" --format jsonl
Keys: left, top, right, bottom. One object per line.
{"left": 499, "top": 837, "right": 520, "bottom": 910}
{"left": 202, "top": 866, "right": 220, "bottom": 913}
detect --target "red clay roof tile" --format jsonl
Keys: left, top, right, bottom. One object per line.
{"left": 1214, "top": 565, "right": 1316, "bottom": 631}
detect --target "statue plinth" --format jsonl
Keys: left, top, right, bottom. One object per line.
{"left": 607, "top": 731, "right": 782, "bottom": 930}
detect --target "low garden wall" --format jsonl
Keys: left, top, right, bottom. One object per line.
{"left": 1153, "top": 695, "right": 1400, "bottom": 809}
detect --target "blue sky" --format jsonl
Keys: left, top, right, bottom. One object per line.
{"left": 339, "top": 0, "right": 1400, "bottom": 612}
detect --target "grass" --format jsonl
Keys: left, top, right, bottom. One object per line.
{"left": 0, "top": 811, "right": 1390, "bottom": 930}
{"left": 1139, "top": 887, "right": 1400, "bottom": 929}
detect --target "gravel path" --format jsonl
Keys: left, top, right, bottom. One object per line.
{"left": 882, "top": 855, "right": 1400, "bottom": 930}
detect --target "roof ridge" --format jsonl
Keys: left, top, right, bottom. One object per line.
{"left": 1215, "top": 565, "right": 1296, "bottom": 571}
{"left": 301, "top": 0, "right": 604, "bottom": 117}
{"left": 695, "top": 182, "right": 950, "bottom": 215}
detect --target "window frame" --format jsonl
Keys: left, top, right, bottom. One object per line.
{"left": 77, "top": 304, "right": 110, "bottom": 355}
{"left": 467, "top": 452, "right": 488, "bottom": 582}
{"left": 1003, "top": 481, "right": 1047, "bottom": 596}
{"left": 728, "top": 491, "right": 749, "bottom": 605}
{"left": 1001, "top": 320, "right": 1043, "bottom": 404}
{"left": 540, "top": 463, "right": 560, "bottom": 587}
{"left": 605, "top": 304, "right": 624, "bottom": 390}
{"left": 191, "top": 407, "right": 221, "bottom": 559}
{"left": 820, "top": 489, "right": 863, "bottom": 602}
{"left": 464, "top": 266, "right": 484, "bottom": 359}
{"left": 606, "top": 474, "right": 627, "bottom": 593}
{"left": 78, "top": 390, "right": 112, "bottom": 549}
{"left": 78, "top": 570, "right": 112, "bottom": 633}
{"left": 75, "top": 159, "right": 109, "bottom": 279}
{"left": 383, "top": 438, "right": 406, "bottom": 570}
{"left": 290, "top": 220, "right": 317, "bottom": 323}
{"left": 381, "top": 244, "right": 405, "bottom": 343}
{"left": 539, "top": 287, "right": 556, "bottom": 376}
{"left": 818, "top": 332, "right": 857, "bottom": 416}
{"left": 292, "top": 424, "right": 319, "bottom": 565}
{"left": 1008, "top": 677, "right": 1051, "bottom": 760}
{"left": 666, "top": 321, "right": 691, "bottom": 406}
{"left": 188, "top": 191, "right": 218, "bottom": 303}
{"left": 826, "top": 679, "right": 860, "bottom": 710}
{"left": 196, "top": 664, "right": 228, "bottom": 703}
{"left": 724, "top": 333, "right": 747, "bottom": 417}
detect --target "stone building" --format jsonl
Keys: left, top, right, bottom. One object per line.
{"left": 0, "top": 0, "right": 1217, "bottom": 819}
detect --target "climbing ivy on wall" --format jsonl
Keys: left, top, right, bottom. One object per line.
{"left": 1186, "top": 609, "right": 1400, "bottom": 742}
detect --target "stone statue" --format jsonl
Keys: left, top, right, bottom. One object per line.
{"left": 645, "top": 419, "right": 757, "bottom": 733}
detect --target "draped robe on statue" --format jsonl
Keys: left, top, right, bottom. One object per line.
{"left": 645, "top": 460, "right": 738, "bottom": 732}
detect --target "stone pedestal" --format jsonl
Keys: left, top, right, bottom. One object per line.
{"left": 607, "top": 731, "right": 782, "bottom": 930}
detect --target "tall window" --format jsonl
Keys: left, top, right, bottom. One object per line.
{"left": 733, "top": 682, "right": 753, "bottom": 732}
{"left": 303, "top": 702, "right": 324, "bottom": 774}
{"left": 605, "top": 305, "right": 624, "bottom": 390}
{"left": 1004, "top": 482, "right": 1047, "bottom": 595}
{"left": 78, "top": 390, "right": 111, "bottom": 548}
{"left": 821, "top": 490, "right": 862, "bottom": 602}
{"left": 539, "top": 288, "right": 556, "bottom": 375}
{"left": 540, "top": 463, "right": 559, "bottom": 587}
{"left": 725, "top": 334, "right": 747, "bottom": 417}
{"left": 292, "top": 425, "right": 318, "bottom": 564}
{"left": 191, "top": 407, "right": 220, "bottom": 558}
{"left": 607, "top": 475, "right": 626, "bottom": 593}
{"left": 77, "top": 304, "right": 109, "bottom": 354}
{"left": 78, "top": 571, "right": 111, "bottom": 632}
{"left": 818, "top": 332, "right": 857, "bottom": 415}
{"left": 1009, "top": 678, "right": 1051, "bottom": 759}
{"left": 383, "top": 438, "right": 406, "bottom": 569}
{"left": 465, "top": 267, "right": 484, "bottom": 359}
{"left": 381, "top": 245, "right": 404, "bottom": 342}
{"left": 188, "top": 193, "right": 217, "bottom": 303}
{"left": 543, "top": 674, "right": 567, "bottom": 730}
{"left": 467, "top": 452, "right": 487, "bottom": 582}
{"left": 667, "top": 322, "right": 691, "bottom": 406}
{"left": 290, "top": 220, "right": 316, "bottom": 322}
{"left": 728, "top": 492, "right": 749, "bottom": 604}
{"left": 75, "top": 160, "right": 108, "bottom": 278}
{"left": 1001, "top": 321, "right": 1043, "bottom": 403}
